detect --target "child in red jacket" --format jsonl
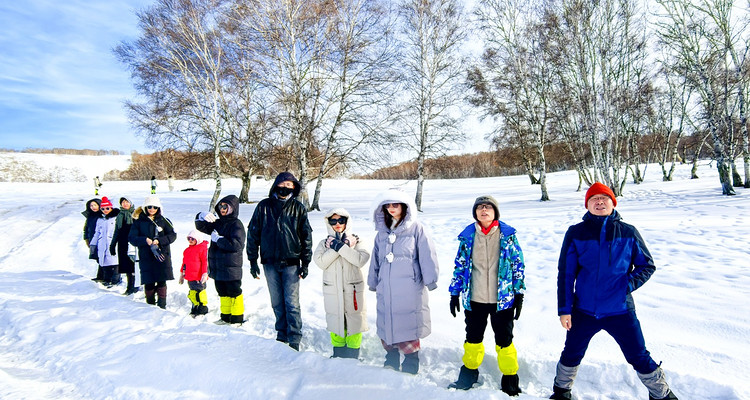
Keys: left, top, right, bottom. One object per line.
{"left": 180, "top": 230, "right": 209, "bottom": 316}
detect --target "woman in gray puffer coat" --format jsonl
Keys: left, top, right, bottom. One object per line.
{"left": 368, "top": 190, "right": 439, "bottom": 375}
{"left": 313, "top": 207, "right": 370, "bottom": 359}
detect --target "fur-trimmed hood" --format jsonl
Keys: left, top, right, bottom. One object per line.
{"left": 371, "top": 189, "right": 417, "bottom": 232}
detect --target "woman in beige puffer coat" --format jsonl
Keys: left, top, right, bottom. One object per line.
{"left": 313, "top": 207, "right": 370, "bottom": 359}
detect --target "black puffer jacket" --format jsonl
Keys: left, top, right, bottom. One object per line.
{"left": 128, "top": 207, "right": 176, "bottom": 285}
{"left": 195, "top": 194, "right": 246, "bottom": 281}
{"left": 81, "top": 198, "right": 102, "bottom": 245}
{"left": 246, "top": 173, "right": 313, "bottom": 267}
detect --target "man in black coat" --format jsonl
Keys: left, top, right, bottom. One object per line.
{"left": 246, "top": 172, "right": 313, "bottom": 350}
{"left": 196, "top": 194, "right": 246, "bottom": 324}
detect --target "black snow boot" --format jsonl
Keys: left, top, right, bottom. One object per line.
{"left": 383, "top": 349, "right": 400, "bottom": 371}
{"left": 156, "top": 286, "right": 167, "bottom": 309}
{"left": 401, "top": 351, "right": 419, "bottom": 375}
{"left": 195, "top": 305, "right": 208, "bottom": 315}
{"left": 345, "top": 347, "right": 360, "bottom": 359}
{"left": 649, "top": 390, "right": 678, "bottom": 400}
{"left": 549, "top": 385, "right": 574, "bottom": 400}
{"left": 145, "top": 289, "right": 156, "bottom": 305}
{"left": 448, "top": 365, "right": 479, "bottom": 390}
{"left": 331, "top": 347, "right": 346, "bottom": 358}
{"left": 501, "top": 374, "right": 522, "bottom": 396}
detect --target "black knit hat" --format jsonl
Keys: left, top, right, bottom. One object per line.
{"left": 473, "top": 195, "right": 500, "bottom": 221}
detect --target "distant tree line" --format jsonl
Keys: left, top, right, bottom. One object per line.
{"left": 116, "top": 0, "right": 749, "bottom": 209}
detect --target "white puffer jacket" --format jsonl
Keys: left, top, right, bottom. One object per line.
{"left": 313, "top": 208, "right": 370, "bottom": 337}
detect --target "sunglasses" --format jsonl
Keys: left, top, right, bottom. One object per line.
{"left": 146, "top": 205, "right": 159, "bottom": 210}
{"left": 476, "top": 204, "right": 493, "bottom": 210}
{"left": 384, "top": 203, "right": 401, "bottom": 209}
{"left": 218, "top": 203, "right": 229, "bottom": 210}
{"left": 328, "top": 217, "right": 348, "bottom": 226}
{"left": 187, "top": 236, "right": 196, "bottom": 241}
{"left": 101, "top": 207, "right": 112, "bottom": 211}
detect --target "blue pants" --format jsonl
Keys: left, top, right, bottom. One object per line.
{"left": 263, "top": 264, "right": 302, "bottom": 346}
{"left": 559, "top": 308, "right": 658, "bottom": 374}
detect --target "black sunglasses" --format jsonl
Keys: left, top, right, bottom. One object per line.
{"left": 328, "top": 216, "right": 348, "bottom": 226}
{"left": 218, "top": 203, "right": 229, "bottom": 210}
{"left": 146, "top": 205, "right": 159, "bottom": 210}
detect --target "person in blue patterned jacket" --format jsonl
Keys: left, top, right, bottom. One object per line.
{"left": 548, "top": 182, "right": 677, "bottom": 400}
{"left": 448, "top": 195, "right": 525, "bottom": 396}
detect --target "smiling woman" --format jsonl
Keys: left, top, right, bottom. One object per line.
{"left": 0, "top": 0, "right": 151, "bottom": 152}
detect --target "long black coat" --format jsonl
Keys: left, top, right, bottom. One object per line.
{"left": 128, "top": 208, "right": 176, "bottom": 285}
{"left": 195, "top": 195, "right": 246, "bottom": 281}
{"left": 112, "top": 203, "right": 135, "bottom": 274}
{"left": 81, "top": 198, "right": 102, "bottom": 245}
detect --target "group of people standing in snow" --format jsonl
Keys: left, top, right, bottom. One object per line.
{"left": 82, "top": 172, "right": 677, "bottom": 400}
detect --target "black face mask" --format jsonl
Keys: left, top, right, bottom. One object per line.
{"left": 276, "top": 186, "right": 294, "bottom": 197}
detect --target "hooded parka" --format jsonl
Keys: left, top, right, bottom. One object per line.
{"left": 313, "top": 208, "right": 370, "bottom": 338}
{"left": 112, "top": 197, "right": 135, "bottom": 274}
{"left": 91, "top": 208, "right": 121, "bottom": 267}
{"left": 82, "top": 198, "right": 102, "bottom": 246}
{"left": 128, "top": 205, "right": 176, "bottom": 285}
{"left": 195, "top": 194, "right": 246, "bottom": 281}
{"left": 367, "top": 190, "right": 439, "bottom": 345}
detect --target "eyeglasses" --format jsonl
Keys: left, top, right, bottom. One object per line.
{"left": 589, "top": 195, "right": 611, "bottom": 202}
{"left": 476, "top": 204, "right": 493, "bottom": 210}
{"left": 328, "top": 217, "right": 348, "bottom": 226}
{"left": 384, "top": 203, "right": 401, "bottom": 209}
{"left": 218, "top": 203, "right": 229, "bottom": 210}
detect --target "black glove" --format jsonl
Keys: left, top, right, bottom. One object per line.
{"left": 89, "top": 245, "right": 98, "bottom": 259}
{"left": 513, "top": 293, "right": 524, "bottom": 320}
{"left": 109, "top": 241, "right": 117, "bottom": 256}
{"left": 450, "top": 295, "right": 460, "bottom": 317}
{"left": 250, "top": 261, "right": 260, "bottom": 279}
{"left": 297, "top": 264, "right": 309, "bottom": 279}
{"left": 330, "top": 238, "right": 345, "bottom": 252}
{"left": 150, "top": 244, "right": 165, "bottom": 262}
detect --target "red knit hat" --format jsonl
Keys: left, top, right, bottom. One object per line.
{"left": 585, "top": 182, "right": 617, "bottom": 207}
{"left": 100, "top": 196, "right": 113, "bottom": 208}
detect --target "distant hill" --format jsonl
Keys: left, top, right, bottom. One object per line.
{"left": 0, "top": 152, "right": 132, "bottom": 183}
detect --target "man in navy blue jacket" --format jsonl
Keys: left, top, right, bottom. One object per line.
{"left": 549, "top": 183, "right": 677, "bottom": 400}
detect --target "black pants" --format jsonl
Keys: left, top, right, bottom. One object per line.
{"left": 214, "top": 279, "right": 242, "bottom": 298}
{"left": 464, "top": 301, "right": 515, "bottom": 347}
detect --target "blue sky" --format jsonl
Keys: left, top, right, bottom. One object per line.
{"left": 0, "top": 1, "right": 152, "bottom": 153}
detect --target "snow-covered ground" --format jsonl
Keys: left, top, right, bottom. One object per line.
{"left": 0, "top": 157, "right": 747, "bottom": 400}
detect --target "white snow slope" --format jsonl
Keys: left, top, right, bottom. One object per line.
{"left": 0, "top": 159, "right": 747, "bottom": 400}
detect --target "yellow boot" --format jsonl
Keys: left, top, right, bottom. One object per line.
{"left": 497, "top": 343, "right": 521, "bottom": 396}
{"left": 230, "top": 294, "right": 244, "bottom": 324}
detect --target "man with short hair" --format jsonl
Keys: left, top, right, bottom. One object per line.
{"left": 549, "top": 182, "right": 678, "bottom": 400}
{"left": 246, "top": 172, "right": 312, "bottom": 351}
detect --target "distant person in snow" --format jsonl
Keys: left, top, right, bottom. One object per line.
{"left": 93, "top": 176, "right": 102, "bottom": 195}
{"left": 368, "top": 190, "right": 439, "bottom": 375}
{"left": 82, "top": 197, "right": 103, "bottom": 282}
{"left": 150, "top": 176, "right": 157, "bottom": 194}
{"left": 89, "top": 197, "right": 121, "bottom": 287}
{"left": 128, "top": 196, "right": 176, "bottom": 309}
{"left": 246, "top": 172, "right": 312, "bottom": 351}
{"left": 113, "top": 197, "right": 137, "bottom": 295}
{"left": 179, "top": 230, "right": 209, "bottom": 317}
{"left": 195, "top": 195, "right": 246, "bottom": 324}
{"left": 548, "top": 183, "right": 678, "bottom": 400}
{"left": 168, "top": 175, "right": 174, "bottom": 192}
{"left": 447, "top": 195, "right": 526, "bottom": 396}
{"left": 313, "top": 207, "right": 370, "bottom": 359}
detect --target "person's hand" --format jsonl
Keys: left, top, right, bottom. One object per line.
{"left": 347, "top": 234, "right": 358, "bottom": 248}
{"left": 200, "top": 273, "right": 208, "bottom": 284}
{"left": 211, "top": 231, "right": 222, "bottom": 242}
{"left": 179, "top": 272, "right": 185, "bottom": 285}
{"left": 250, "top": 262, "right": 260, "bottom": 279}
{"left": 152, "top": 239, "right": 159, "bottom": 246}
{"left": 560, "top": 315, "right": 572, "bottom": 331}
{"left": 330, "top": 238, "right": 345, "bottom": 252}
{"left": 146, "top": 238, "right": 153, "bottom": 246}
{"left": 109, "top": 242, "right": 117, "bottom": 256}
{"left": 513, "top": 293, "right": 524, "bottom": 320}
{"left": 297, "top": 264, "right": 309, "bottom": 279}
{"left": 202, "top": 212, "right": 217, "bottom": 223}
{"left": 325, "top": 236, "right": 334, "bottom": 248}
{"left": 450, "top": 295, "right": 460, "bottom": 317}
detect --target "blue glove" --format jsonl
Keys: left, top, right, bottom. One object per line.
{"left": 150, "top": 244, "right": 165, "bottom": 262}
{"left": 211, "top": 231, "right": 222, "bottom": 242}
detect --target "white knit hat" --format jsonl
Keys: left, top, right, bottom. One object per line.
{"left": 143, "top": 196, "right": 162, "bottom": 209}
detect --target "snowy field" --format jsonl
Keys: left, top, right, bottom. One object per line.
{"left": 0, "top": 157, "right": 748, "bottom": 400}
